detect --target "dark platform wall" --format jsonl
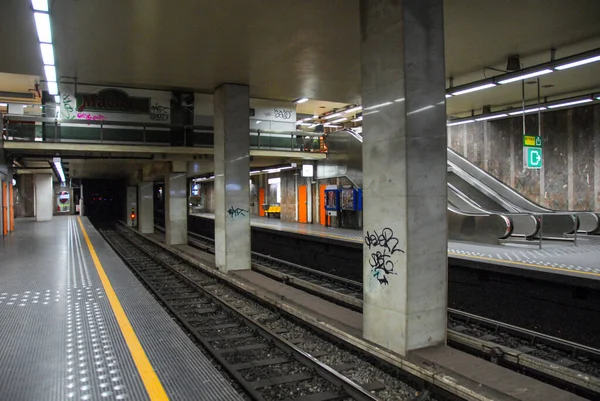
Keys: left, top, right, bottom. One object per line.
{"left": 448, "top": 103, "right": 600, "bottom": 212}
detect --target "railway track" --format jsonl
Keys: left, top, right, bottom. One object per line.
{"left": 177, "top": 228, "right": 600, "bottom": 399}
{"left": 103, "top": 226, "right": 440, "bottom": 401}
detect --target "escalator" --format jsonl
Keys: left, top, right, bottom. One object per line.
{"left": 448, "top": 148, "right": 600, "bottom": 236}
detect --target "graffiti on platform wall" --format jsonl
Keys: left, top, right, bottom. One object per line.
{"left": 62, "top": 94, "right": 75, "bottom": 119}
{"left": 228, "top": 206, "right": 249, "bottom": 219}
{"left": 76, "top": 112, "right": 108, "bottom": 121}
{"left": 365, "top": 228, "right": 404, "bottom": 286}
{"left": 149, "top": 103, "right": 169, "bottom": 121}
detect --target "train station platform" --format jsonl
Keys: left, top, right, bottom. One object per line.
{"left": 0, "top": 216, "right": 243, "bottom": 401}
{"left": 191, "top": 213, "right": 600, "bottom": 280}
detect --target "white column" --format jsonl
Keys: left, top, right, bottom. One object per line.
{"left": 126, "top": 186, "right": 137, "bottom": 227}
{"left": 34, "top": 174, "right": 53, "bottom": 222}
{"left": 165, "top": 173, "right": 187, "bottom": 245}
{"left": 214, "top": 84, "right": 251, "bottom": 273}
{"left": 138, "top": 181, "right": 154, "bottom": 234}
{"left": 361, "top": 0, "right": 447, "bottom": 356}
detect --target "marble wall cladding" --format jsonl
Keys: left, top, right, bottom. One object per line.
{"left": 487, "top": 118, "right": 514, "bottom": 186}
{"left": 454, "top": 104, "right": 600, "bottom": 211}
{"left": 542, "top": 109, "right": 569, "bottom": 209}
{"left": 280, "top": 173, "right": 296, "bottom": 222}
{"left": 572, "top": 106, "right": 595, "bottom": 210}
{"left": 15, "top": 174, "right": 35, "bottom": 218}
{"left": 465, "top": 122, "right": 484, "bottom": 168}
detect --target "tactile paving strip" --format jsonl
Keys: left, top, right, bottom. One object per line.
{"left": 0, "top": 217, "right": 244, "bottom": 401}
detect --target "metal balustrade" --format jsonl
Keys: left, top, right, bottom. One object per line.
{"left": 2, "top": 114, "right": 326, "bottom": 153}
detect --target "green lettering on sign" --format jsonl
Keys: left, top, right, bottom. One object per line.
{"left": 523, "top": 135, "right": 543, "bottom": 148}
{"left": 525, "top": 147, "right": 543, "bottom": 169}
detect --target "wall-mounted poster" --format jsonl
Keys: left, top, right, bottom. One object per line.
{"left": 341, "top": 188, "right": 357, "bottom": 211}
{"left": 324, "top": 189, "right": 339, "bottom": 211}
{"left": 57, "top": 190, "right": 70, "bottom": 212}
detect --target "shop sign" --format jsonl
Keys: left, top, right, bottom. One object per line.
{"left": 76, "top": 89, "right": 150, "bottom": 114}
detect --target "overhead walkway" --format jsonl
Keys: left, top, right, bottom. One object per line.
{"left": 1, "top": 115, "right": 327, "bottom": 160}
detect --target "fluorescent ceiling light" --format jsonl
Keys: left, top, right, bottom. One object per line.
{"left": 447, "top": 120, "right": 474, "bottom": 126}
{"left": 497, "top": 69, "right": 553, "bottom": 85}
{"left": 324, "top": 113, "right": 341, "bottom": 120}
{"left": 294, "top": 98, "right": 309, "bottom": 104}
{"left": 547, "top": 98, "right": 593, "bottom": 109}
{"left": 297, "top": 122, "right": 312, "bottom": 126}
{"left": 312, "top": 115, "right": 318, "bottom": 118}
{"left": 53, "top": 158, "right": 65, "bottom": 183}
{"left": 40, "top": 43, "right": 54, "bottom": 65}
{"left": 54, "top": 95, "right": 60, "bottom": 103}
{"left": 344, "top": 106, "right": 362, "bottom": 114}
{"left": 597, "top": 96, "right": 600, "bottom": 100}
{"left": 555, "top": 54, "right": 600, "bottom": 70}
{"left": 330, "top": 117, "right": 347, "bottom": 123}
{"left": 364, "top": 101, "right": 393, "bottom": 110}
{"left": 475, "top": 114, "right": 508, "bottom": 121}
{"left": 44, "top": 65, "right": 56, "bottom": 82}
{"left": 508, "top": 107, "right": 547, "bottom": 116}
{"left": 256, "top": 120, "right": 261, "bottom": 123}
{"left": 34, "top": 12, "right": 52, "bottom": 43}
{"left": 452, "top": 83, "right": 496, "bottom": 96}
{"left": 445, "top": 94, "right": 452, "bottom": 98}
{"left": 250, "top": 170, "right": 261, "bottom": 174}
{"left": 323, "top": 124, "right": 341, "bottom": 128}
{"left": 47, "top": 81, "right": 58, "bottom": 95}
{"left": 308, "top": 123, "right": 320, "bottom": 128}
{"left": 0, "top": 103, "right": 7, "bottom": 107}
{"left": 352, "top": 116, "right": 363, "bottom": 122}
{"left": 31, "top": 0, "right": 48, "bottom": 11}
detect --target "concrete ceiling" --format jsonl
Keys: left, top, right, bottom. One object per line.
{"left": 2, "top": 0, "right": 600, "bottom": 118}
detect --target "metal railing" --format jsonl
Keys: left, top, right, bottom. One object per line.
{"left": 2, "top": 114, "right": 326, "bottom": 153}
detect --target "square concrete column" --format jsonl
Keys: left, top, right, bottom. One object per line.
{"left": 34, "top": 174, "right": 53, "bottom": 222}
{"left": 214, "top": 84, "right": 251, "bottom": 272}
{"left": 138, "top": 182, "right": 154, "bottom": 234}
{"left": 361, "top": 0, "right": 447, "bottom": 356}
{"left": 126, "top": 186, "right": 137, "bottom": 227}
{"left": 165, "top": 173, "right": 187, "bottom": 245}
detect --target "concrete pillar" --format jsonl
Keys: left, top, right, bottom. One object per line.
{"left": 34, "top": 174, "right": 53, "bottom": 222}
{"left": 214, "top": 84, "right": 251, "bottom": 273}
{"left": 126, "top": 186, "right": 137, "bottom": 227}
{"left": 361, "top": 0, "right": 447, "bottom": 356}
{"left": 165, "top": 173, "right": 187, "bottom": 245}
{"left": 138, "top": 181, "right": 154, "bottom": 234}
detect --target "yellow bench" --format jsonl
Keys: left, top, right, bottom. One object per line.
{"left": 265, "top": 205, "right": 281, "bottom": 218}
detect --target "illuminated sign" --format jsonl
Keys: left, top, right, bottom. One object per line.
{"left": 523, "top": 135, "right": 542, "bottom": 147}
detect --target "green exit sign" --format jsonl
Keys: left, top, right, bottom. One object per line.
{"left": 525, "top": 147, "right": 543, "bottom": 169}
{"left": 523, "top": 135, "right": 542, "bottom": 147}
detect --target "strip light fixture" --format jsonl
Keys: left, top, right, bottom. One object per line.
{"left": 53, "top": 157, "right": 65, "bottom": 183}
{"left": 508, "top": 107, "right": 546, "bottom": 116}
{"left": 330, "top": 117, "right": 347, "bottom": 124}
{"left": 547, "top": 98, "right": 593, "bottom": 109}
{"left": 31, "top": 0, "right": 60, "bottom": 98}
{"left": 451, "top": 83, "right": 497, "bottom": 96}
{"left": 497, "top": 69, "right": 553, "bottom": 85}
{"left": 555, "top": 54, "right": 600, "bottom": 70}
{"left": 324, "top": 112, "right": 342, "bottom": 120}
{"left": 294, "top": 98, "right": 309, "bottom": 104}
{"left": 475, "top": 113, "right": 508, "bottom": 121}
{"left": 344, "top": 106, "right": 362, "bottom": 114}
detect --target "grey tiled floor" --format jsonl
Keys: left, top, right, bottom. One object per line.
{"left": 0, "top": 216, "right": 243, "bottom": 401}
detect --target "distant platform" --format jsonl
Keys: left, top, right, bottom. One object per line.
{"left": 191, "top": 213, "right": 600, "bottom": 280}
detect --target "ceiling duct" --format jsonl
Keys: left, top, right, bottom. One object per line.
{"left": 0, "top": 91, "right": 36, "bottom": 99}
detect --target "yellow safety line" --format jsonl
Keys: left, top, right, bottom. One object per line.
{"left": 76, "top": 217, "right": 169, "bottom": 401}
{"left": 448, "top": 251, "right": 600, "bottom": 277}
{"left": 255, "top": 222, "right": 599, "bottom": 278}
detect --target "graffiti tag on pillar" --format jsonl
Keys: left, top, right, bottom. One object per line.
{"left": 228, "top": 206, "right": 248, "bottom": 219}
{"left": 365, "top": 228, "right": 404, "bottom": 286}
